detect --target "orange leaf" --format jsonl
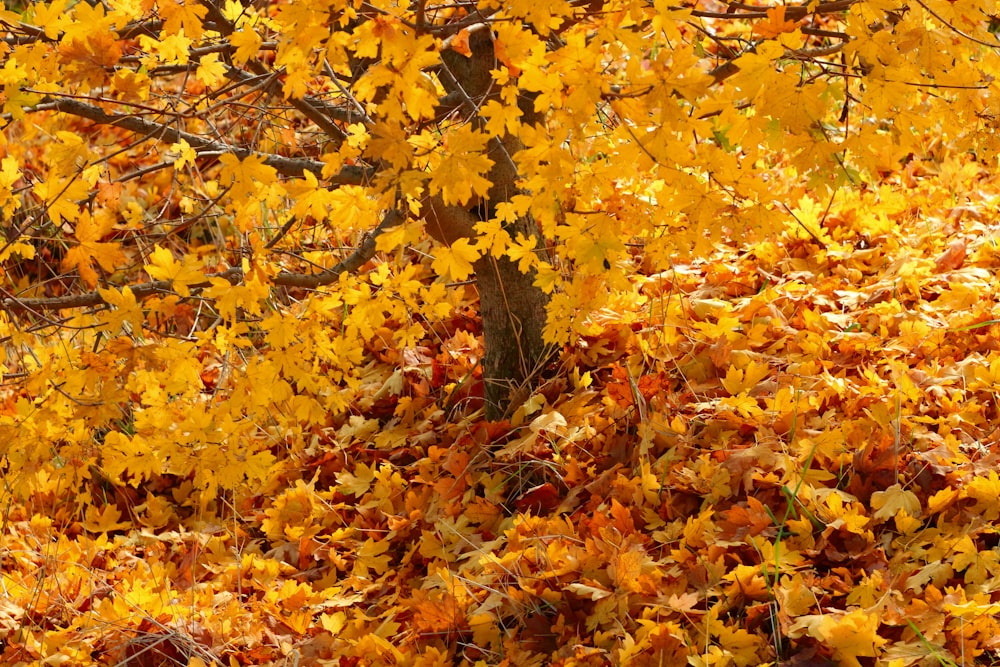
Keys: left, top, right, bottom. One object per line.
{"left": 934, "top": 238, "right": 966, "bottom": 272}
{"left": 752, "top": 6, "right": 799, "bottom": 38}
{"left": 449, "top": 29, "right": 472, "bottom": 57}
{"left": 61, "top": 210, "right": 126, "bottom": 287}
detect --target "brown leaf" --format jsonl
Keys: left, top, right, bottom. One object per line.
{"left": 934, "top": 238, "right": 966, "bottom": 272}
{"left": 515, "top": 482, "right": 560, "bottom": 514}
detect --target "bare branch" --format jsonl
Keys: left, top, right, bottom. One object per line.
{"left": 686, "top": 0, "right": 858, "bottom": 20}
{"left": 223, "top": 65, "right": 353, "bottom": 137}
{"left": 0, "top": 209, "right": 406, "bottom": 314}
{"left": 28, "top": 97, "right": 373, "bottom": 184}
{"left": 2, "top": 17, "right": 166, "bottom": 46}
{"left": 272, "top": 207, "right": 403, "bottom": 287}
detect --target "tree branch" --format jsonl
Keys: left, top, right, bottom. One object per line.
{"left": 222, "top": 65, "right": 355, "bottom": 134}
{"left": 29, "top": 97, "right": 373, "bottom": 184}
{"left": 2, "top": 17, "right": 166, "bottom": 46}
{"left": 1, "top": 209, "right": 406, "bottom": 314}
{"left": 197, "top": 0, "right": 348, "bottom": 142}
{"left": 686, "top": 0, "right": 858, "bottom": 20}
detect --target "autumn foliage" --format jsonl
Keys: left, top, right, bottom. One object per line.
{"left": 3, "top": 0, "right": 1000, "bottom": 664}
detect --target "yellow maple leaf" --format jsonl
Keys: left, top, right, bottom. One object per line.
{"left": 431, "top": 238, "right": 479, "bottom": 281}
{"left": 144, "top": 245, "right": 205, "bottom": 296}
{"left": 158, "top": 0, "right": 207, "bottom": 39}
{"left": 694, "top": 314, "right": 741, "bottom": 342}
{"left": 219, "top": 449, "right": 275, "bottom": 488}
{"left": 45, "top": 131, "right": 93, "bottom": 175}
{"left": 401, "top": 73, "right": 440, "bottom": 121}
{"left": 534, "top": 262, "right": 559, "bottom": 294}
{"left": 952, "top": 535, "right": 1000, "bottom": 584}
{"left": 967, "top": 470, "right": 1000, "bottom": 520}
{"left": 721, "top": 360, "right": 770, "bottom": 395}
{"left": 33, "top": 174, "right": 91, "bottom": 225}
{"left": 0, "top": 156, "right": 22, "bottom": 216}
{"left": 820, "top": 491, "right": 870, "bottom": 535}
{"left": 353, "top": 538, "right": 392, "bottom": 577}
{"left": 375, "top": 222, "right": 408, "bottom": 252}
{"left": 261, "top": 311, "right": 298, "bottom": 350}
{"left": 320, "top": 612, "right": 347, "bottom": 636}
{"left": 230, "top": 27, "right": 262, "bottom": 65}
{"left": 0, "top": 240, "right": 34, "bottom": 265}
{"left": 869, "top": 483, "right": 921, "bottom": 522}
{"left": 98, "top": 285, "right": 144, "bottom": 334}
{"left": 169, "top": 139, "right": 197, "bottom": 172}
{"left": 789, "top": 609, "right": 886, "bottom": 667}
{"left": 480, "top": 99, "right": 523, "bottom": 137}
{"left": 367, "top": 121, "right": 414, "bottom": 170}
{"left": 82, "top": 504, "right": 131, "bottom": 533}
{"left": 472, "top": 219, "right": 512, "bottom": 259}
{"left": 138, "top": 32, "right": 193, "bottom": 66}
{"left": 111, "top": 69, "right": 151, "bottom": 102}
{"left": 719, "top": 392, "right": 763, "bottom": 419}
{"left": 286, "top": 170, "right": 338, "bottom": 221}
{"left": 102, "top": 431, "right": 160, "bottom": 483}
{"left": 428, "top": 125, "right": 494, "bottom": 206}
{"left": 66, "top": 0, "right": 116, "bottom": 39}
{"left": 219, "top": 152, "right": 277, "bottom": 204}
{"left": 927, "top": 487, "right": 960, "bottom": 514}
{"left": 203, "top": 266, "right": 269, "bottom": 319}
{"left": 336, "top": 462, "right": 375, "bottom": 497}
{"left": 196, "top": 53, "right": 227, "bottom": 87}
{"left": 506, "top": 233, "right": 540, "bottom": 271}
{"left": 61, "top": 210, "right": 126, "bottom": 287}
{"left": 31, "top": 0, "right": 72, "bottom": 39}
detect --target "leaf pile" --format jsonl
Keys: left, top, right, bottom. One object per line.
{"left": 4, "top": 153, "right": 1000, "bottom": 666}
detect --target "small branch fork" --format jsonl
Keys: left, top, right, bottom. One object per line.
{"left": 30, "top": 98, "right": 372, "bottom": 185}
{"left": 687, "top": 0, "right": 858, "bottom": 21}
{"left": 1, "top": 209, "right": 404, "bottom": 314}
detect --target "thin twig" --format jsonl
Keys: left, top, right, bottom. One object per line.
{"left": 912, "top": 0, "right": 1000, "bottom": 48}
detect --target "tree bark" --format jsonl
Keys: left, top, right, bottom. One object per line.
{"left": 474, "top": 250, "right": 551, "bottom": 419}
{"left": 436, "top": 30, "right": 552, "bottom": 420}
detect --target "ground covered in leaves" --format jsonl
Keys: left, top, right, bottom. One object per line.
{"left": 5, "top": 157, "right": 1000, "bottom": 666}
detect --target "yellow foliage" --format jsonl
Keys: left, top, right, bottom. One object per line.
{"left": 5, "top": 0, "right": 1000, "bottom": 665}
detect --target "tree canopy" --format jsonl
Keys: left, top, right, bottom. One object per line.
{"left": 3, "top": 0, "right": 1000, "bottom": 664}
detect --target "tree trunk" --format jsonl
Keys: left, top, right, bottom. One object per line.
{"left": 474, "top": 251, "right": 550, "bottom": 419}
{"left": 432, "top": 30, "right": 552, "bottom": 420}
